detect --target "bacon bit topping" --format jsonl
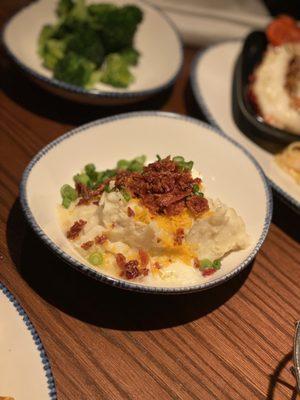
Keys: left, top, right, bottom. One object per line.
{"left": 201, "top": 268, "right": 216, "bottom": 277}
{"left": 115, "top": 156, "right": 208, "bottom": 217}
{"left": 127, "top": 207, "right": 135, "bottom": 217}
{"left": 95, "top": 234, "right": 107, "bottom": 245}
{"left": 123, "top": 260, "right": 139, "bottom": 280}
{"left": 174, "top": 228, "right": 185, "bottom": 245}
{"left": 139, "top": 249, "right": 149, "bottom": 268}
{"left": 116, "top": 253, "right": 126, "bottom": 269}
{"left": 67, "top": 219, "right": 87, "bottom": 239}
{"left": 81, "top": 240, "right": 94, "bottom": 250}
{"left": 93, "top": 200, "right": 100, "bottom": 206}
{"left": 153, "top": 262, "right": 161, "bottom": 269}
{"left": 186, "top": 195, "right": 209, "bottom": 216}
{"left": 77, "top": 198, "right": 90, "bottom": 206}
{"left": 75, "top": 182, "right": 105, "bottom": 205}
{"left": 193, "top": 258, "right": 201, "bottom": 269}
{"left": 140, "top": 268, "right": 149, "bottom": 276}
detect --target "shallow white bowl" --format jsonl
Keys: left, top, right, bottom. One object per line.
{"left": 3, "top": 0, "right": 182, "bottom": 105}
{"left": 20, "top": 111, "right": 272, "bottom": 293}
{"left": 191, "top": 41, "right": 300, "bottom": 212}
{"left": 0, "top": 283, "right": 56, "bottom": 400}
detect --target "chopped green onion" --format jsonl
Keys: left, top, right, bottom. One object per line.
{"left": 62, "top": 197, "right": 72, "bottom": 209}
{"left": 61, "top": 184, "right": 78, "bottom": 201}
{"left": 196, "top": 192, "right": 204, "bottom": 197}
{"left": 200, "top": 259, "right": 213, "bottom": 269}
{"left": 85, "top": 163, "right": 97, "bottom": 181}
{"left": 192, "top": 184, "right": 200, "bottom": 194}
{"left": 134, "top": 155, "right": 146, "bottom": 164}
{"left": 104, "top": 184, "right": 113, "bottom": 193}
{"left": 88, "top": 252, "right": 103, "bottom": 266}
{"left": 121, "top": 190, "right": 131, "bottom": 202}
{"left": 117, "top": 159, "right": 130, "bottom": 170}
{"left": 156, "top": 154, "right": 161, "bottom": 161}
{"left": 213, "top": 259, "right": 221, "bottom": 270}
{"left": 185, "top": 161, "right": 194, "bottom": 171}
{"left": 128, "top": 161, "right": 143, "bottom": 172}
{"left": 73, "top": 173, "right": 90, "bottom": 186}
{"left": 60, "top": 184, "right": 78, "bottom": 208}
{"left": 173, "top": 156, "right": 185, "bottom": 163}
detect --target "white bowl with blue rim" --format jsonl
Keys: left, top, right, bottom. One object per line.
{"left": 0, "top": 282, "right": 56, "bottom": 400}
{"left": 20, "top": 111, "right": 272, "bottom": 294}
{"left": 191, "top": 41, "right": 300, "bottom": 213}
{"left": 2, "top": 0, "right": 182, "bottom": 105}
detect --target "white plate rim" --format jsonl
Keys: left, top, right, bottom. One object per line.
{"left": 190, "top": 40, "right": 300, "bottom": 212}
{"left": 0, "top": 281, "right": 57, "bottom": 399}
{"left": 2, "top": 0, "right": 183, "bottom": 100}
{"left": 20, "top": 110, "right": 272, "bottom": 294}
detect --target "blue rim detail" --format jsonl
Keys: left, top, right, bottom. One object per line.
{"left": 0, "top": 281, "right": 57, "bottom": 399}
{"left": 2, "top": 0, "right": 183, "bottom": 100}
{"left": 20, "top": 111, "right": 272, "bottom": 294}
{"left": 190, "top": 41, "right": 300, "bottom": 212}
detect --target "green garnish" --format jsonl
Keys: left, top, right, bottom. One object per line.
{"left": 121, "top": 190, "right": 131, "bottom": 202}
{"left": 213, "top": 259, "right": 221, "bottom": 270}
{"left": 73, "top": 173, "right": 90, "bottom": 186}
{"left": 88, "top": 252, "right": 103, "bottom": 266}
{"left": 60, "top": 184, "right": 78, "bottom": 208}
{"left": 200, "top": 259, "right": 222, "bottom": 270}
{"left": 38, "top": 0, "right": 143, "bottom": 89}
{"left": 172, "top": 156, "right": 194, "bottom": 171}
{"left": 200, "top": 259, "right": 213, "bottom": 269}
{"left": 193, "top": 184, "right": 199, "bottom": 194}
{"left": 117, "top": 159, "right": 130, "bottom": 170}
{"left": 156, "top": 154, "right": 161, "bottom": 161}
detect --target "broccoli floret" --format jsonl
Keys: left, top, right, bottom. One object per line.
{"left": 66, "top": 26, "right": 104, "bottom": 66}
{"left": 100, "top": 53, "right": 134, "bottom": 88}
{"left": 38, "top": 24, "right": 59, "bottom": 55}
{"left": 89, "top": 5, "right": 143, "bottom": 53}
{"left": 56, "top": 0, "right": 74, "bottom": 18}
{"left": 42, "top": 39, "right": 66, "bottom": 69}
{"left": 120, "top": 47, "right": 140, "bottom": 66}
{"left": 54, "top": 52, "right": 97, "bottom": 87}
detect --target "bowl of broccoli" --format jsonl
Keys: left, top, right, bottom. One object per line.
{"left": 3, "top": 0, "right": 183, "bottom": 105}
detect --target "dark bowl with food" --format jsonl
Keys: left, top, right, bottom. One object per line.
{"left": 232, "top": 30, "right": 300, "bottom": 145}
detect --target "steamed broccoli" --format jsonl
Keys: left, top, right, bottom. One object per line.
{"left": 56, "top": 0, "right": 74, "bottom": 18}
{"left": 89, "top": 5, "right": 143, "bottom": 53}
{"left": 66, "top": 26, "right": 104, "bottom": 66}
{"left": 120, "top": 47, "right": 140, "bottom": 66}
{"left": 54, "top": 52, "right": 97, "bottom": 87}
{"left": 38, "top": 0, "right": 143, "bottom": 89}
{"left": 100, "top": 53, "right": 134, "bottom": 88}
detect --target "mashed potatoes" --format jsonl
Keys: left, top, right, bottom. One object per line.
{"left": 60, "top": 190, "right": 249, "bottom": 286}
{"left": 252, "top": 43, "right": 300, "bottom": 134}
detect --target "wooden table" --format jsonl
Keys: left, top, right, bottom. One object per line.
{"left": 1, "top": 2, "right": 300, "bottom": 399}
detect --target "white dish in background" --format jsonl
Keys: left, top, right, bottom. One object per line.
{"left": 20, "top": 111, "right": 271, "bottom": 294}
{"left": 191, "top": 41, "right": 300, "bottom": 212}
{"left": 0, "top": 283, "right": 56, "bottom": 400}
{"left": 3, "top": 0, "right": 182, "bottom": 105}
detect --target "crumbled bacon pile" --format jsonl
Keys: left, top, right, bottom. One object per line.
{"left": 115, "top": 156, "right": 209, "bottom": 216}
{"left": 115, "top": 251, "right": 149, "bottom": 280}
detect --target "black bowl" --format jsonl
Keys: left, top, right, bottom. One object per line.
{"left": 232, "top": 30, "right": 300, "bottom": 145}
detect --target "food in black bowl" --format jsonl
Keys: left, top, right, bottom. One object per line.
{"left": 233, "top": 15, "right": 300, "bottom": 145}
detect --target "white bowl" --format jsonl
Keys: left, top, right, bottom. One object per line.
{"left": 20, "top": 111, "right": 272, "bottom": 293}
{"left": 191, "top": 41, "right": 300, "bottom": 212}
{"left": 3, "top": 0, "right": 183, "bottom": 105}
{"left": 0, "top": 282, "right": 56, "bottom": 400}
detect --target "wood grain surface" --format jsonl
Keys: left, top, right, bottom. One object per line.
{"left": 1, "top": 2, "right": 300, "bottom": 399}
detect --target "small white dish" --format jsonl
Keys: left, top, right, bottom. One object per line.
{"left": 20, "top": 111, "right": 272, "bottom": 294}
{"left": 191, "top": 41, "right": 300, "bottom": 212}
{"left": 3, "top": 0, "right": 182, "bottom": 105}
{"left": 0, "top": 282, "right": 56, "bottom": 400}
